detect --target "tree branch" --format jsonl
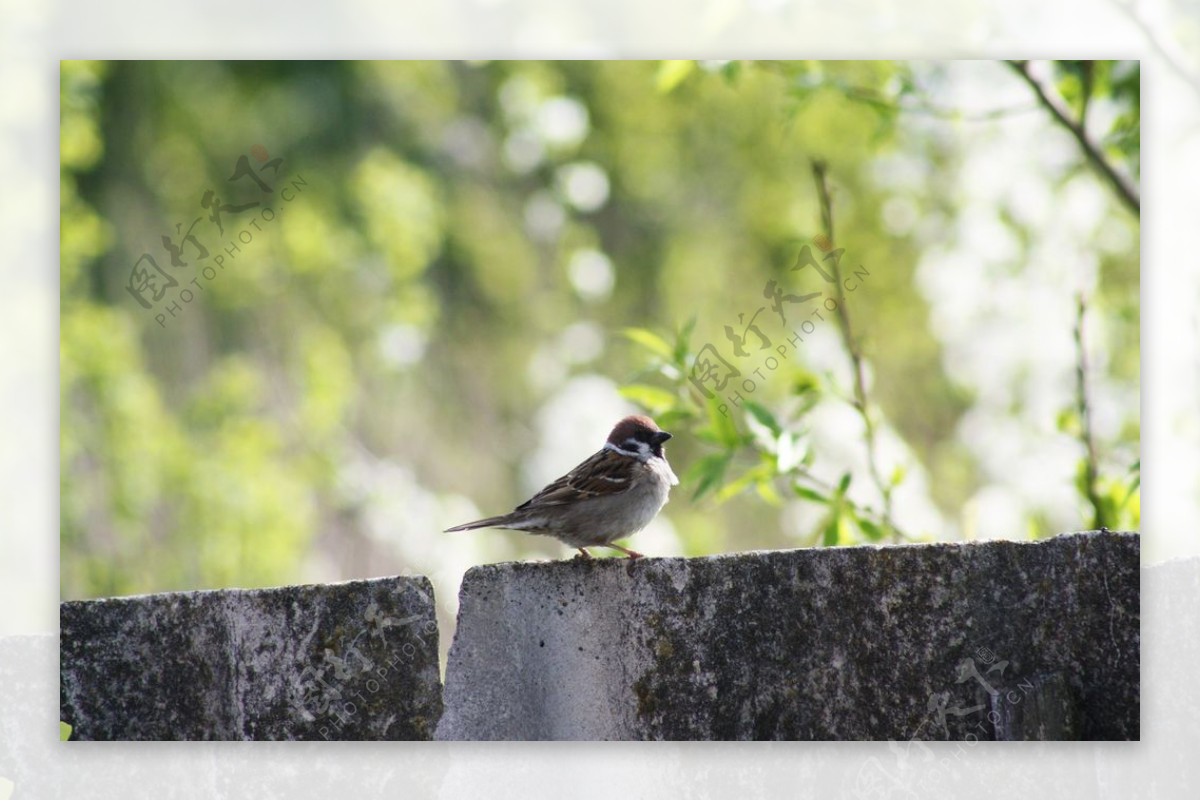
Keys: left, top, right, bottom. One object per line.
{"left": 1074, "top": 293, "right": 1109, "bottom": 530}
{"left": 1006, "top": 60, "right": 1140, "bottom": 216}
{"left": 810, "top": 160, "right": 904, "bottom": 542}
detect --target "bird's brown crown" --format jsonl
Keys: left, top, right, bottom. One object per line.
{"left": 607, "top": 414, "right": 661, "bottom": 445}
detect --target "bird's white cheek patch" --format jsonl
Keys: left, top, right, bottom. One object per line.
{"left": 603, "top": 442, "right": 642, "bottom": 459}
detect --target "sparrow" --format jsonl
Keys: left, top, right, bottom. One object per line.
{"left": 445, "top": 415, "right": 679, "bottom": 559}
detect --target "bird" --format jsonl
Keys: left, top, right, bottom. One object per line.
{"left": 445, "top": 415, "right": 679, "bottom": 559}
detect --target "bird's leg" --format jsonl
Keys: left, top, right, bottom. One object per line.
{"left": 574, "top": 547, "right": 593, "bottom": 560}
{"left": 607, "top": 544, "right": 644, "bottom": 560}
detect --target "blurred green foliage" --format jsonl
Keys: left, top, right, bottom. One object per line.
{"left": 622, "top": 320, "right": 901, "bottom": 548}
{"left": 60, "top": 60, "right": 1139, "bottom": 599}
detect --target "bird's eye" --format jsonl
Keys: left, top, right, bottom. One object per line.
{"left": 623, "top": 438, "right": 645, "bottom": 453}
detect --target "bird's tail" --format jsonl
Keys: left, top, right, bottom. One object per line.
{"left": 444, "top": 514, "right": 516, "bottom": 533}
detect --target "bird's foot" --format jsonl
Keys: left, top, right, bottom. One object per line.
{"left": 574, "top": 548, "right": 593, "bottom": 560}
{"left": 608, "top": 544, "right": 644, "bottom": 560}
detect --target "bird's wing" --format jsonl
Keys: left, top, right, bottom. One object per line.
{"left": 515, "top": 448, "right": 637, "bottom": 510}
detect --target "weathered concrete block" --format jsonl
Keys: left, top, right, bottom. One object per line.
{"left": 436, "top": 531, "right": 1138, "bottom": 740}
{"left": 60, "top": 576, "right": 442, "bottom": 740}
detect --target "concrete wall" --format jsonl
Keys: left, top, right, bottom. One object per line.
{"left": 59, "top": 531, "right": 1139, "bottom": 741}
{"left": 60, "top": 576, "right": 442, "bottom": 740}
{"left": 437, "top": 530, "right": 1138, "bottom": 740}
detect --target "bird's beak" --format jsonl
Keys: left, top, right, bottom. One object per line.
{"left": 652, "top": 431, "right": 672, "bottom": 446}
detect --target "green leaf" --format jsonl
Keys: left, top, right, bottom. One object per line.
{"left": 699, "top": 397, "right": 742, "bottom": 449}
{"left": 822, "top": 510, "right": 845, "bottom": 546}
{"left": 792, "top": 369, "right": 821, "bottom": 397}
{"left": 673, "top": 316, "right": 697, "bottom": 366}
{"left": 655, "top": 407, "right": 697, "bottom": 433}
{"left": 59, "top": 721, "right": 72, "bottom": 741}
{"left": 857, "top": 517, "right": 884, "bottom": 541}
{"left": 684, "top": 452, "right": 732, "bottom": 500}
{"left": 793, "top": 483, "right": 828, "bottom": 504}
{"left": 1055, "top": 71, "right": 1084, "bottom": 116}
{"left": 743, "top": 401, "right": 782, "bottom": 436}
{"left": 755, "top": 479, "right": 782, "bottom": 506}
{"left": 623, "top": 328, "right": 674, "bottom": 360}
{"left": 835, "top": 472, "right": 852, "bottom": 496}
{"left": 619, "top": 384, "right": 677, "bottom": 412}
{"left": 715, "top": 466, "right": 764, "bottom": 502}
{"left": 889, "top": 464, "right": 906, "bottom": 488}
{"left": 1055, "top": 408, "right": 1081, "bottom": 435}
{"left": 656, "top": 60, "right": 696, "bottom": 93}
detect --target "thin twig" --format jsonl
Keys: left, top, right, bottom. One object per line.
{"left": 810, "top": 160, "right": 904, "bottom": 542}
{"left": 1073, "top": 293, "right": 1108, "bottom": 529}
{"left": 1006, "top": 60, "right": 1140, "bottom": 216}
